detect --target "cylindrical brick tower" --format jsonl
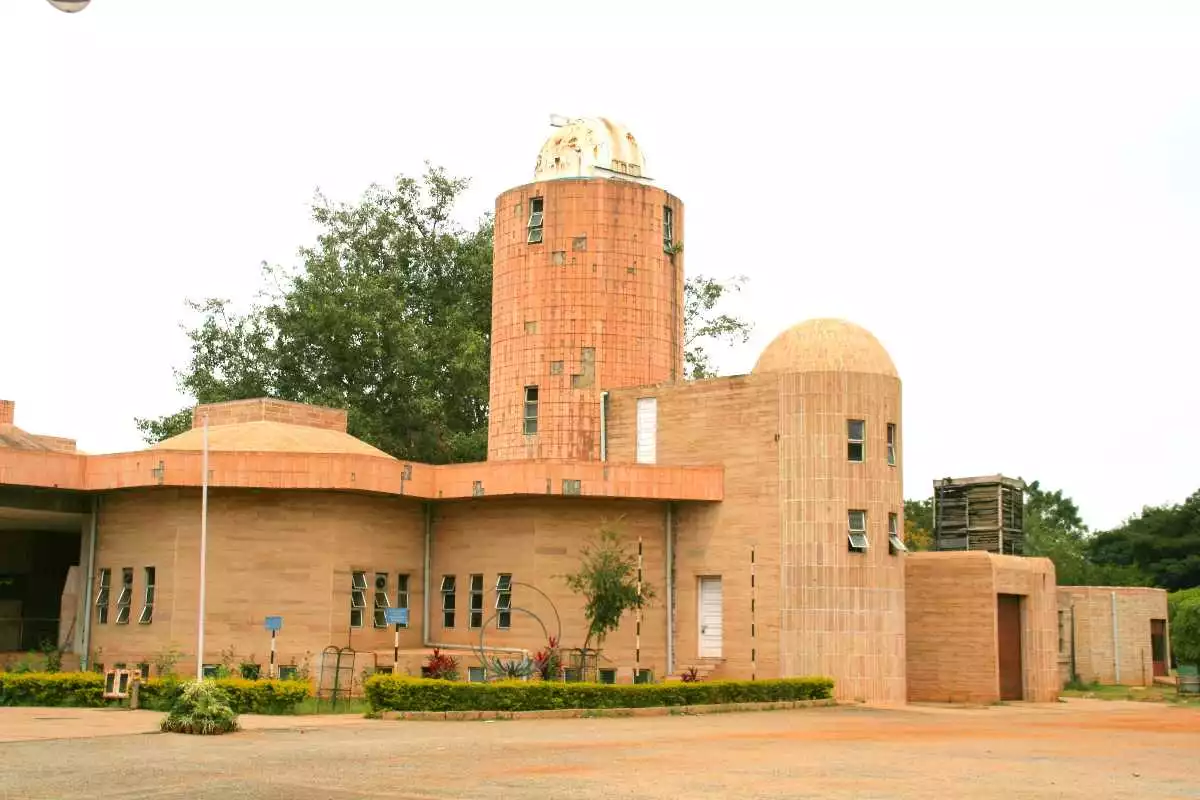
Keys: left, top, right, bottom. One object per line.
{"left": 488, "top": 117, "right": 685, "bottom": 461}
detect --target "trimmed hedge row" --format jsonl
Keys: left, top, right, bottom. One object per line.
{"left": 365, "top": 676, "right": 834, "bottom": 713}
{"left": 0, "top": 672, "right": 310, "bottom": 714}
{"left": 141, "top": 677, "right": 311, "bottom": 714}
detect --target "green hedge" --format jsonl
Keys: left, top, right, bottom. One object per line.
{"left": 365, "top": 676, "right": 834, "bottom": 713}
{"left": 0, "top": 672, "right": 310, "bottom": 714}
{"left": 0, "top": 672, "right": 107, "bottom": 707}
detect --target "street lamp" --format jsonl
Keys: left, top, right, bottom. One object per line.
{"left": 46, "top": 0, "right": 91, "bottom": 12}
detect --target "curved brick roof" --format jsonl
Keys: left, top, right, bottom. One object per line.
{"left": 151, "top": 420, "right": 394, "bottom": 458}
{"left": 753, "top": 318, "right": 898, "bottom": 378}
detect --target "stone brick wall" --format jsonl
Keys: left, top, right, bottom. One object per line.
{"left": 89, "top": 488, "right": 424, "bottom": 677}
{"left": 488, "top": 178, "right": 685, "bottom": 461}
{"left": 906, "top": 552, "right": 1058, "bottom": 703}
{"left": 1057, "top": 586, "right": 1170, "bottom": 686}
{"left": 607, "top": 374, "right": 781, "bottom": 682}
{"left": 191, "top": 398, "right": 348, "bottom": 432}
{"left": 0, "top": 400, "right": 13, "bottom": 425}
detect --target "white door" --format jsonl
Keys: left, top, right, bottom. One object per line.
{"left": 698, "top": 576, "right": 723, "bottom": 658}
{"left": 635, "top": 397, "right": 657, "bottom": 464}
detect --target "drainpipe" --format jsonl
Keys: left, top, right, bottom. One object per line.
{"left": 1112, "top": 591, "right": 1121, "bottom": 684}
{"left": 599, "top": 391, "right": 609, "bottom": 462}
{"left": 665, "top": 502, "right": 674, "bottom": 676}
{"left": 80, "top": 496, "right": 98, "bottom": 670}
{"left": 420, "top": 501, "right": 525, "bottom": 657}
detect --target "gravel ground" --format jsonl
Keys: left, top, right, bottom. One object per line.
{"left": 1, "top": 700, "right": 1198, "bottom": 799}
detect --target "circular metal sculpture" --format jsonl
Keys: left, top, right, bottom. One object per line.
{"left": 474, "top": 580, "right": 563, "bottom": 682}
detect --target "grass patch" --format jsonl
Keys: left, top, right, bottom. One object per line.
{"left": 1061, "top": 682, "right": 1200, "bottom": 705}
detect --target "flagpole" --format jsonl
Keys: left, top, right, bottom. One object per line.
{"left": 196, "top": 413, "right": 209, "bottom": 680}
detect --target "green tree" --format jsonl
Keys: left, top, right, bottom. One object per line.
{"left": 1089, "top": 490, "right": 1200, "bottom": 591}
{"left": 683, "top": 274, "right": 752, "bottom": 380}
{"left": 1168, "top": 587, "right": 1200, "bottom": 666}
{"left": 138, "top": 167, "right": 752, "bottom": 458}
{"left": 903, "top": 497, "right": 934, "bottom": 551}
{"left": 561, "top": 521, "right": 656, "bottom": 652}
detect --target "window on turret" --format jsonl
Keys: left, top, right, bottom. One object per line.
{"left": 847, "top": 420, "right": 865, "bottom": 462}
{"left": 888, "top": 513, "right": 907, "bottom": 554}
{"left": 886, "top": 423, "right": 897, "bottom": 466}
{"left": 527, "top": 197, "right": 544, "bottom": 244}
{"left": 848, "top": 510, "right": 869, "bottom": 552}
{"left": 523, "top": 386, "right": 539, "bottom": 435}
{"left": 662, "top": 206, "right": 674, "bottom": 252}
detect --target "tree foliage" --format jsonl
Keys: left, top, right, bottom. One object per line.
{"left": 1168, "top": 588, "right": 1200, "bottom": 666}
{"left": 1087, "top": 490, "right": 1200, "bottom": 592}
{"left": 903, "top": 497, "right": 934, "bottom": 551}
{"left": 683, "top": 274, "right": 752, "bottom": 379}
{"left": 561, "top": 522, "right": 655, "bottom": 652}
{"left": 137, "top": 166, "right": 751, "bottom": 460}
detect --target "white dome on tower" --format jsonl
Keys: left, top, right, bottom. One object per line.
{"left": 533, "top": 116, "right": 651, "bottom": 183}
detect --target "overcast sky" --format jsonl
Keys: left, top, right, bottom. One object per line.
{"left": 2, "top": 1, "right": 1197, "bottom": 530}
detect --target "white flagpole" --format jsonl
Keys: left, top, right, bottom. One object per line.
{"left": 196, "top": 414, "right": 209, "bottom": 680}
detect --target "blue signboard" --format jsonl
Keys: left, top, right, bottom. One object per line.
{"left": 383, "top": 608, "right": 409, "bottom": 626}
{"left": 264, "top": 616, "right": 283, "bottom": 632}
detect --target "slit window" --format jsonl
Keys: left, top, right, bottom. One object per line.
{"left": 469, "top": 574, "right": 484, "bottom": 629}
{"left": 115, "top": 568, "right": 133, "bottom": 624}
{"left": 441, "top": 575, "right": 456, "bottom": 628}
{"left": 662, "top": 205, "right": 674, "bottom": 251}
{"left": 523, "top": 386, "right": 539, "bottom": 435}
{"left": 373, "top": 573, "right": 390, "bottom": 628}
{"left": 888, "top": 513, "right": 907, "bottom": 554}
{"left": 496, "top": 573, "right": 512, "bottom": 629}
{"left": 395, "top": 574, "right": 410, "bottom": 628}
{"left": 848, "top": 510, "right": 869, "bottom": 552}
{"left": 847, "top": 419, "right": 866, "bottom": 462}
{"left": 95, "top": 568, "right": 111, "bottom": 625}
{"left": 138, "top": 567, "right": 155, "bottom": 624}
{"left": 886, "top": 423, "right": 897, "bottom": 466}
{"left": 350, "top": 571, "right": 367, "bottom": 629}
{"left": 527, "top": 196, "right": 544, "bottom": 244}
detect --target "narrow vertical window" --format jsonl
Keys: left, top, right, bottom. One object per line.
{"left": 886, "top": 423, "right": 897, "bottom": 466}
{"left": 496, "top": 573, "right": 512, "bottom": 629}
{"left": 636, "top": 397, "right": 657, "bottom": 465}
{"left": 847, "top": 419, "right": 865, "bottom": 462}
{"left": 662, "top": 205, "right": 674, "bottom": 251}
{"left": 95, "top": 568, "right": 111, "bottom": 625}
{"left": 847, "top": 510, "right": 869, "bottom": 552}
{"left": 441, "top": 575, "right": 456, "bottom": 628}
{"left": 138, "top": 567, "right": 155, "bottom": 624}
{"left": 469, "top": 574, "right": 484, "bottom": 629}
{"left": 350, "top": 571, "right": 367, "bottom": 629}
{"left": 1058, "top": 610, "right": 1067, "bottom": 654}
{"left": 115, "top": 568, "right": 133, "bottom": 624}
{"left": 888, "top": 513, "right": 907, "bottom": 554}
{"left": 523, "top": 386, "right": 539, "bottom": 435}
{"left": 373, "top": 573, "right": 390, "bottom": 628}
{"left": 527, "top": 196, "right": 544, "bottom": 243}
{"left": 395, "top": 574, "right": 410, "bottom": 629}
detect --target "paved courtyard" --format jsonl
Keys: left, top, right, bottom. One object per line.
{"left": 1, "top": 700, "right": 1197, "bottom": 799}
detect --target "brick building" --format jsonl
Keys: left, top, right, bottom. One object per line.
{"left": 0, "top": 116, "right": 1082, "bottom": 704}
{"left": 1056, "top": 586, "right": 1171, "bottom": 687}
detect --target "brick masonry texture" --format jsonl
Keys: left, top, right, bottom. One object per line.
{"left": 1056, "top": 586, "right": 1169, "bottom": 686}
{"left": 906, "top": 552, "right": 1058, "bottom": 703}
{"left": 191, "top": 398, "right": 348, "bottom": 432}
{"left": 488, "top": 179, "right": 685, "bottom": 461}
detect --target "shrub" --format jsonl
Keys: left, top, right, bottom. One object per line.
{"left": 160, "top": 680, "right": 239, "bottom": 735}
{"left": 365, "top": 675, "right": 834, "bottom": 713}
{"left": 422, "top": 648, "right": 459, "bottom": 681}
{"left": 531, "top": 637, "right": 562, "bottom": 681}
{"left": 0, "top": 672, "right": 106, "bottom": 707}
{"left": 142, "top": 677, "right": 310, "bottom": 714}
{"left": 1169, "top": 588, "right": 1200, "bottom": 666}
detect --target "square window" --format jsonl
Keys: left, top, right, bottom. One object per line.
{"left": 635, "top": 669, "right": 653, "bottom": 685}
{"left": 599, "top": 668, "right": 617, "bottom": 685}
{"left": 352, "top": 572, "right": 368, "bottom": 590}
{"left": 115, "top": 605, "right": 131, "bottom": 625}
{"left": 278, "top": 665, "right": 298, "bottom": 681}
{"left": 847, "top": 420, "right": 865, "bottom": 462}
{"left": 468, "top": 666, "right": 486, "bottom": 683}
{"left": 495, "top": 574, "right": 512, "bottom": 592}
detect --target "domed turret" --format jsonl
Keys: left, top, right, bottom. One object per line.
{"left": 753, "top": 318, "right": 898, "bottom": 378}
{"left": 533, "top": 117, "right": 650, "bottom": 182}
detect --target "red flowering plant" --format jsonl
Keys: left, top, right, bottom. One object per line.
{"left": 532, "top": 637, "right": 563, "bottom": 681}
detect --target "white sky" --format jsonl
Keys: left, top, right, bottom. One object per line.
{"left": 2, "top": 0, "right": 1198, "bottom": 530}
